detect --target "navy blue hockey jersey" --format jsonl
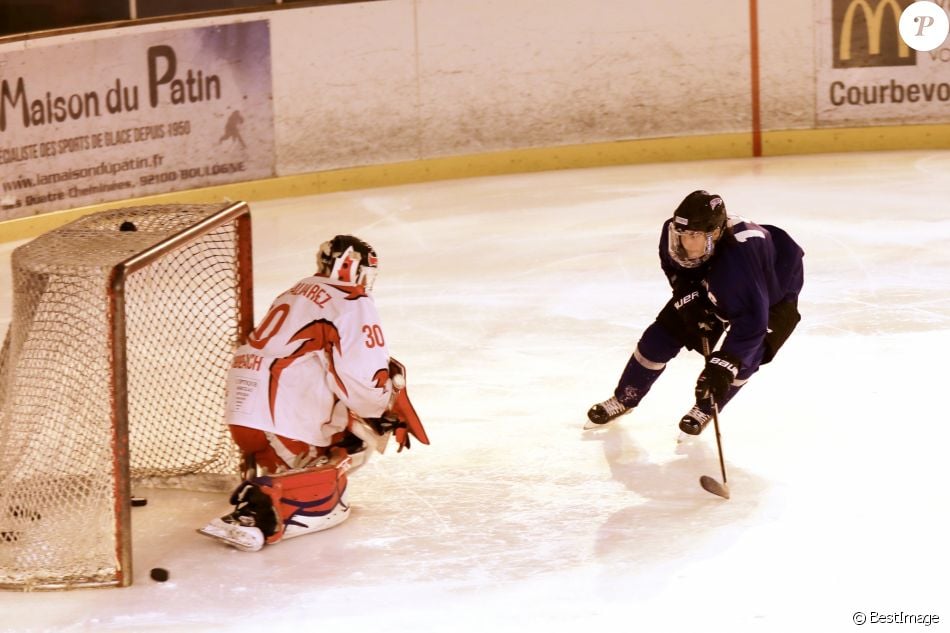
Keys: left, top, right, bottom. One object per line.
{"left": 659, "top": 217, "right": 804, "bottom": 377}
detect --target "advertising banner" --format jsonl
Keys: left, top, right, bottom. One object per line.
{"left": 816, "top": 0, "right": 950, "bottom": 125}
{"left": 0, "top": 21, "right": 274, "bottom": 221}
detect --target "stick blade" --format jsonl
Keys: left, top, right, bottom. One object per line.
{"left": 700, "top": 475, "right": 730, "bottom": 499}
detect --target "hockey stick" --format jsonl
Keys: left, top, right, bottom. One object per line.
{"left": 699, "top": 336, "right": 730, "bottom": 500}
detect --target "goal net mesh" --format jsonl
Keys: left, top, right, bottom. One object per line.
{"left": 0, "top": 203, "right": 251, "bottom": 590}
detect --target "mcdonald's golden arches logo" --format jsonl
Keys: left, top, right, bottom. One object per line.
{"left": 833, "top": 0, "right": 916, "bottom": 67}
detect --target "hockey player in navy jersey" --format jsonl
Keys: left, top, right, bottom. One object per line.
{"left": 586, "top": 190, "right": 804, "bottom": 435}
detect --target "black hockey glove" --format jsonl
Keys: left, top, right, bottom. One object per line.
{"left": 695, "top": 351, "right": 740, "bottom": 404}
{"left": 673, "top": 286, "right": 718, "bottom": 335}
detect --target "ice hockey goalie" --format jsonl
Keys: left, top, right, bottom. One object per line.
{"left": 199, "top": 235, "right": 429, "bottom": 552}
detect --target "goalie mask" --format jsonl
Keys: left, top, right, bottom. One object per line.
{"left": 667, "top": 190, "right": 727, "bottom": 269}
{"left": 317, "top": 235, "right": 379, "bottom": 291}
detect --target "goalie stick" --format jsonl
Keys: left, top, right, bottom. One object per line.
{"left": 699, "top": 336, "right": 730, "bottom": 500}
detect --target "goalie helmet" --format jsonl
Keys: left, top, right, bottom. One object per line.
{"left": 667, "top": 190, "right": 727, "bottom": 268}
{"left": 317, "top": 235, "right": 379, "bottom": 291}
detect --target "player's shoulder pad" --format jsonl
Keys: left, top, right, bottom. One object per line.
{"left": 760, "top": 223, "right": 805, "bottom": 259}
{"left": 726, "top": 217, "right": 769, "bottom": 243}
{"left": 710, "top": 220, "right": 773, "bottom": 293}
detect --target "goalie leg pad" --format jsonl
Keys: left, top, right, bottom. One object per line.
{"left": 255, "top": 456, "right": 352, "bottom": 545}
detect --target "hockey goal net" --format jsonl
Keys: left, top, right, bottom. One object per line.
{"left": 0, "top": 202, "right": 253, "bottom": 590}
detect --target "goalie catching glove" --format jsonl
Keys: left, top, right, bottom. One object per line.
{"left": 695, "top": 351, "right": 740, "bottom": 404}
{"left": 371, "top": 358, "right": 429, "bottom": 452}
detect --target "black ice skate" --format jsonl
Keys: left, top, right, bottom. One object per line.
{"left": 584, "top": 396, "right": 630, "bottom": 430}
{"left": 678, "top": 404, "right": 712, "bottom": 436}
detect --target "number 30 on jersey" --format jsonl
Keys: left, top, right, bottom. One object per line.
{"left": 362, "top": 324, "right": 385, "bottom": 348}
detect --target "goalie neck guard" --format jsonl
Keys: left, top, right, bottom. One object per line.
{"left": 317, "top": 235, "right": 378, "bottom": 291}
{"left": 667, "top": 190, "right": 727, "bottom": 269}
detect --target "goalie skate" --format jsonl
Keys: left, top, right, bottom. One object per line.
{"left": 198, "top": 480, "right": 278, "bottom": 552}
{"left": 198, "top": 516, "right": 266, "bottom": 552}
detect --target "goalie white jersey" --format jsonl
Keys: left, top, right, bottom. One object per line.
{"left": 225, "top": 274, "right": 392, "bottom": 446}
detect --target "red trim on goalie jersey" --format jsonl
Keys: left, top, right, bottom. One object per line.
{"left": 327, "top": 283, "right": 368, "bottom": 300}
{"left": 268, "top": 319, "right": 345, "bottom": 420}
{"left": 372, "top": 367, "right": 389, "bottom": 390}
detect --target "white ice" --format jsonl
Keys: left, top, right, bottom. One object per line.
{"left": 1, "top": 150, "right": 949, "bottom": 633}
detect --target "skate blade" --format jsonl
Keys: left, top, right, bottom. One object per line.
{"left": 699, "top": 475, "right": 730, "bottom": 499}
{"left": 583, "top": 419, "right": 614, "bottom": 431}
{"left": 197, "top": 519, "right": 264, "bottom": 552}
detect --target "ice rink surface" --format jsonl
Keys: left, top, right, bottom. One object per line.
{"left": 1, "top": 150, "right": 949, "bottom": 632}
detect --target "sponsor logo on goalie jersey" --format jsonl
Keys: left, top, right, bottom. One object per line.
{"left": 232, "top": 353, "right": 263, "bottom": 371}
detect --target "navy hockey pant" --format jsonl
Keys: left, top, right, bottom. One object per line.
{"left": 613, "top": 299, "right": 800, "bottom": 412}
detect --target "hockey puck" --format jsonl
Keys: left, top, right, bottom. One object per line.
{"left": 131, "top": 497, "right": 148, "bottom": 507}
{"left": 150, "top": 567, "right": 169, "bottom": 582}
